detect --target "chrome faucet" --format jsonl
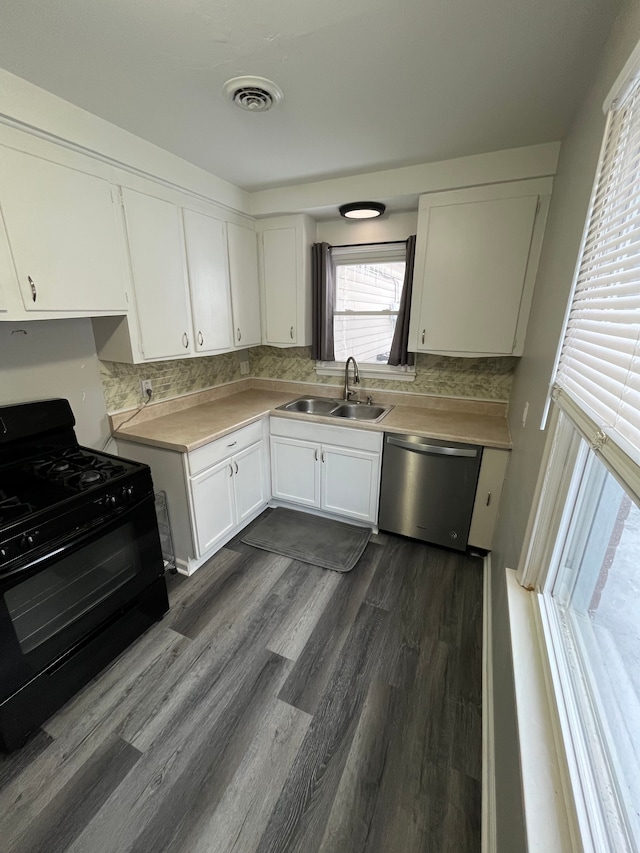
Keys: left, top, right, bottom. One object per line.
{"left": 343, "top": 356, "right": 360, "bottom": 400}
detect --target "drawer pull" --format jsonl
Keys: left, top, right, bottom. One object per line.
{"left": 227, "top": 441, "right": 237, "bottom": 447}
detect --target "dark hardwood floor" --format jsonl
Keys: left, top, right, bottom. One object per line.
{"left": 0, "top": 512, "right": 483, "bottom": 853}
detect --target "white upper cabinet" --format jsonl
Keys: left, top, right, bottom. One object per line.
{"left": 408, "top": 179, "right": 551, "bottom": 357}
{"left": 227, "top": 221, "right": 261, "bottom": 348}
{"left": 121, "top": 188, "right": 193, "bottom": 360}
{"left": 0, "top": 146, "right": 127, "bottom": 314}
{"left": 257, "top": 214, "right": 315, "bottom": 347}
{"left": 183, "top": 209, "right": 233, "bottom": 354}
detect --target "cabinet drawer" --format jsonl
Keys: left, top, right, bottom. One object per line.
{"left": 188, "top": 420, "right": 264, "bottom": 476}
{"left": 269, "top": 416, "right": 382, "bottom": 453}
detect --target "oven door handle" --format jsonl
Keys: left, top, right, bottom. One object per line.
{"left": 0, "top": 494, "right": 154, "bottom": 587}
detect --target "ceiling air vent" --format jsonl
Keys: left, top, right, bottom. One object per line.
{"left": 223, "top": 76, "right": 283, "bottom": 113}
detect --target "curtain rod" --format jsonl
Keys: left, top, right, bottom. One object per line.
{"left": 331, "top": 239, "right": 408, "bottom": 249}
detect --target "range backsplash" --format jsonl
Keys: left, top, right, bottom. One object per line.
{"left": 100, "top": 346, "right": 517, "bottom": 412}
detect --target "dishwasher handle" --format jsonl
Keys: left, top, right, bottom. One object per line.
{"left": 386, "top": 436, "right": 479, "bottom": 458}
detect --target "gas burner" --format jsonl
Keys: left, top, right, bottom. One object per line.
{"left": 0, "top": 494, "right": 33, "bottom": 524}
{"left": 80, "top": 470, "right": 103, "bottom": 486}
{"left": 66, "top": 469, "right": 105, "bottom": 492}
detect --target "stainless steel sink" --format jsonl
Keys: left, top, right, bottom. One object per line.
{"left": 276, "top": 396, "right": 392, "bottom": 423}
{"left": 331, "top": 403, "right": 389, "bottom": 421}
{"left": 279, "top": 397, "right": 338, "bottom": 415}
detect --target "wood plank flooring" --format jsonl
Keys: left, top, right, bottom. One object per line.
{"left": 0, "top": 511, "right": 483, "bottom": 853}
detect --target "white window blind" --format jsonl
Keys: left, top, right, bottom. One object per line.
{"left": 553, "top": 73, "right": 640, "bottom": 471}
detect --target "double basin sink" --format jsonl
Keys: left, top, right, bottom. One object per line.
{"left": 276, "top": 396, "right": 392, "bottom": 424}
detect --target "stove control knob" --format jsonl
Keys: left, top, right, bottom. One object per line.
{"left": 105, "top": 494, "right": 118, "bottom": 509}
{"left": 121, "top": 485, "right": 134, "bottom": 503}
{"left": 19, "top": 533, "right": 38, "bottom": 551}
{"left": 0, "top": 547, "right": 9, "bottom": 562}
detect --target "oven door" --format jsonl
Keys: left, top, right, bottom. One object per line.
{"left": 0, "top": 494, "right": 165, "bottom": 700}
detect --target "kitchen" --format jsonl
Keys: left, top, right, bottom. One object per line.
{"left": 0, "top": 0, "right": 639, "bottom": 851}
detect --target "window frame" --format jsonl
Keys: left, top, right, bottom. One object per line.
{"left": 315, "top": 241, "right": 416, "bottom": 381}
{"left": 512, "top": 41, "right": 640, "bottom": 853}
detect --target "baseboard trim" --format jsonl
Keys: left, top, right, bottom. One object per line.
{"left": 482, "top": 553, "right": 497, "bottom": 853}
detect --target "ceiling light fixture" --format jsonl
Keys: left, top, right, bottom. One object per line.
{"left": 223, "top": 76, "right": 283, "bottom": 113}
{"left": 338, "top": 201, "right": 386, "bottom": 219}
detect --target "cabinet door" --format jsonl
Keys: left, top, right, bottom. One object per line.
{"left": 189, "top": 458, "right": 236, "bottom": 556}
{"left": 227, "top": 222, "right": 261, "bottom": 348}
{"left": 233, "top": 441, "right": 267, "bottom": 524}
{"left": 121, "top": 188, "right": 193, "bottom": 360}
{"left": 321, "top": 445, "right": 380, "bottom": 523}
{"left": 412, "top": 193, "right": 538, "bottom": 355}
{"left": 468, "top": 448, "right": 510, "bottom": 551}
{"left": 0, "top": 146, "right": 127, "bottom": 313}
{"left": 183, "top": 209, "right": 233, "bottom": 353}
{"left": 262, "top": 227, "right": 297, "bottom": 344}
{"left": 270, "top": 437, "right": 320, "bottom": 508}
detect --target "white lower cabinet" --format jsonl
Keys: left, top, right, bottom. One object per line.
{"left": 189, "top": 457, "right": 236, "bottom": 555}
{"left": 468, "top": 448, "right": 510, "bottom": 550}
{"left": 269, "top": 418, "right": 383, "bottom": 525}
{"left": 117, "top": 419, "right": 269, "bottom": 575}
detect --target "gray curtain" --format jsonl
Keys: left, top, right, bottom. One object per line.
{"left": 311, "top": 242, "right": 335, "bottom": 361}
{"left": 388, "top": 235, "right": 417, "bottom": 367}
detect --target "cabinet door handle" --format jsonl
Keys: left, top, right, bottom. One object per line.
{"left": 290, "top": 326, "right": 294, "bottom": 340}
{"left": 28, "top": 276, "right": 37, "bottom": 302}
{"left": 486, "top": 491, "right": 492, "bottom": 507}
{"left": 237, "top": 328, "right": 242, "bottom": 341}
{"left": 182, "top": 332, "right": 189, "bottom": 349}
{"left": 314, "top": 449, "right": 318, "bottom": 461}
{"left": 234, "top": 461, "right": 238, "bottom": 474}
{"left": 197, "top": 331, "right": 204, "bottom": 346}
{"left": 421, "top": 329, "right": 425, "bottom": 345}
{"left": 229, "top": 463, "right": 233, "bottom": 477}
{"left": 321, "top": 451, "right": 325, "bottom": 463}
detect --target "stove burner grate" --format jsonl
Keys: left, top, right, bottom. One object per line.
{"left": 0, "top": 493, "right": 34, "bottom": 524}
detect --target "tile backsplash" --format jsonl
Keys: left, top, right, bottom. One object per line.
{"left": 248, "top": 346, "right": 517, "bottom": 401}
{"left": 100, "top": 351, "right": 245, "bottom": 411}
{"left": 100, "top": 346, "right": 516, "bottom": 412}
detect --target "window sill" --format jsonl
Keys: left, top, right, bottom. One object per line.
{"left": 504, "top": 567, "right": 579, "bottom": 853}
{"left": 315, "top": 361, "right": 416, "bottom": 382}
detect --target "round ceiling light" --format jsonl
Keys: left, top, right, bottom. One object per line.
{"left": 223, "top": 76, "right": 284, "bottom": 112}
{"left": 338, "top": 202, "right": 386, "bottom": 219}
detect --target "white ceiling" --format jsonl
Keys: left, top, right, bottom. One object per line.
{"left": 0, "top": 0, "right": 621, "bottom": 192}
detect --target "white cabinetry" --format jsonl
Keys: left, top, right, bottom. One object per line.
{"left": 121, "top": 188, "right": 193, "bottom": 360}
{"left": 0, "top": 145, "right": 127, "bottom": 314}
{"left": 93, "top": 191, "right": 259, "bottom": 363}
{"left": 227, "top": 222, "right": 261, "bottom": 348}
{"left": 257, "top": 214, "right": 315, "bottom": 346}
{"left": 183, "top": 209, "right": 233, "bottom": 354}
{"left": 270, "top": 418, "right": 382, "bottom": 524}
{"left": 408, "top": 179, "right": 551, "bottom": 357}
{"left": 117, "top": 419, "right": 269, "bottom": 575}
{"left": 468, "top": 448, "right": 510, "bottom": 550}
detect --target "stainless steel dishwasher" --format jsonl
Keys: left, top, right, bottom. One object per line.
{"left": 378, "top": 433, "right": 482, "bottom": 551}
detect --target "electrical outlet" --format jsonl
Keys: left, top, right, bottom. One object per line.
{"left": 240, "top": 360, "right": 249, "bottom": 376}
{"left": 141, "top": 379, "right": 153, "bottom": 400}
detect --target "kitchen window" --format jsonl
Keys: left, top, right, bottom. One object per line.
{"left": 315, "top": 241, "right": 416, "bottom": 380}
{"left": 519, "top": 48, "right": 640, "bottom": 852}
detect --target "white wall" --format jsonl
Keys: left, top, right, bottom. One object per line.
{"left": 0, "top": 318, "right": 108, "bottom": 448}
{"left": 489, "top": 2, "right": 640, "bottom": 850}
{"left": 317, "top": 211, "right": 418, "bottom": 246}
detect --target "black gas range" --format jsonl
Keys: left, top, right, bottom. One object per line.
{"left": 0, "top": 399, "right": 169, "bottom": 750}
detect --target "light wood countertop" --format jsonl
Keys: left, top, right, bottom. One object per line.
{"left": 114, "top": 387, "right": 511, "bottom": 453}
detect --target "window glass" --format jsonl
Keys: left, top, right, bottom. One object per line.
{"left": 333, "top": 257, "right": 405, "bottom": 363}
{"left": 552, "top": 449, "right": 640, "bottom": 847}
